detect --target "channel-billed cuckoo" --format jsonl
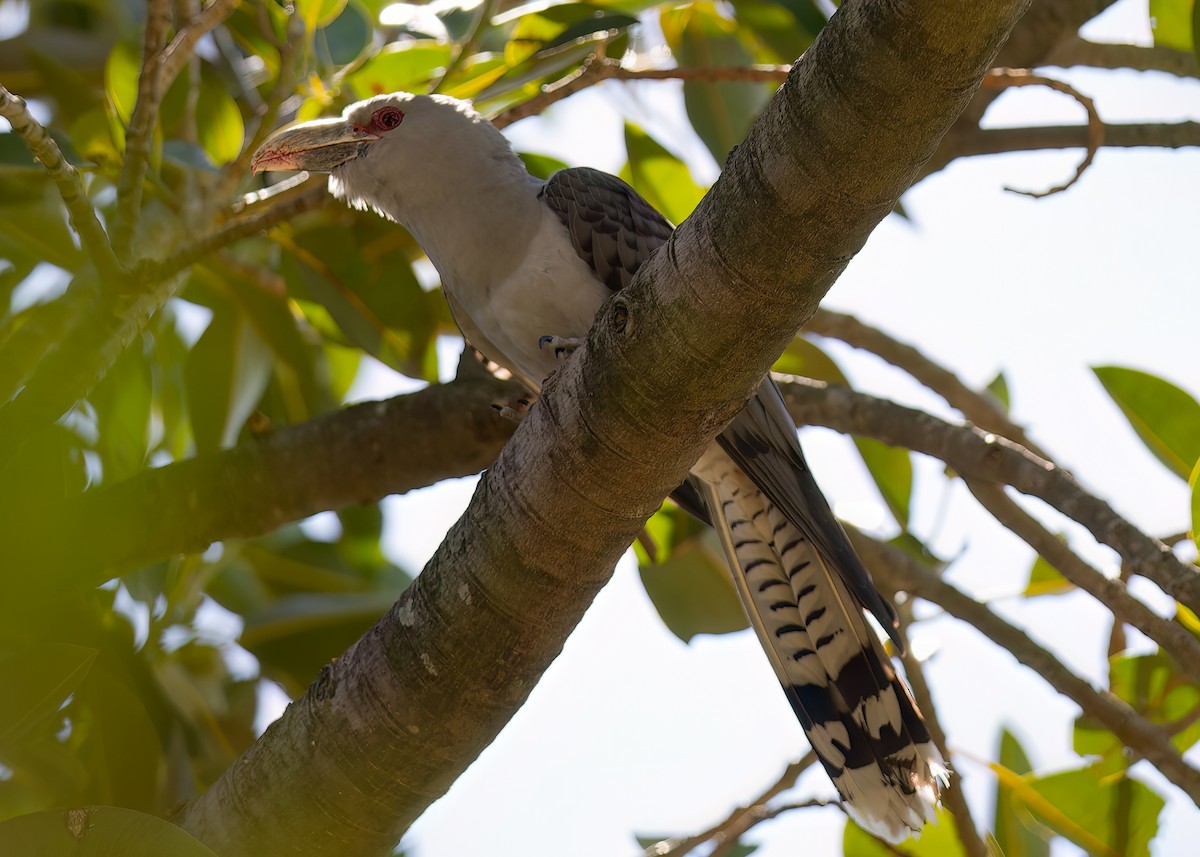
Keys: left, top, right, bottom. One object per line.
{"left": 253, "top": 92, "right": 944, "bottom": 841}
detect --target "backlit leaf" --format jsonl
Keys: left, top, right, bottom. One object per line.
{"left": 639, "top": 530, "right": 748, "bottom": 642}
{"left": 993, "top": 729, "right": 1050, "bottom": 857}
{"left": 621, "top": 124, "right": 706, "bottom": 225}
{"left": 0, "top": 807, "right": 218, "bottom": 856}
{"left": 0, "top": 644, "right": 97, "bottom": 753}
{"left": 843, "top": 807, "right": 966, "bottom": 857}
{"left": 1092, "top": 366, "right": 1200, "bottom": 480}
{"left": 854, "top": 437, "right": 912, "bottom": 530}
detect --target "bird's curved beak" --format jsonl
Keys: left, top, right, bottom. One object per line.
{"left": 251, "top": 117, "right": 379, "bottom": 174}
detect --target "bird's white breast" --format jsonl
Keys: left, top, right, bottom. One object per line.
{"left": 448, "top": 205, "right": 613, "bottom": 391}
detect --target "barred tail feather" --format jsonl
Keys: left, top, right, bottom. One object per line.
{"left": 697, "top": 469, "right": 945, "bottom": 843}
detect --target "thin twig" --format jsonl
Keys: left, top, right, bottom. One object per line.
{"left": 492, "top": 58, "right": 791, "bottom": 128}
{"left": 641, "top": 751, "right": 819, "bottom": 857}
{"left": 138, "top": 179, "right": 328, "bottom": 284}
{"left": 1045, "top": 36, "right": 1200, "bottom": 78}
{"left": 0, "top": 87, "right": 123, "bottom": 283}
{"left": 218, "top": 10, "right": 303, "bottom": 200}
{"left": 980, "top": 68, "right": 1104, "bottom": 197}
{"left": 963, "top": 479, "right": 1200, "bottom": 676}
{"left": 805, "top": 308, "right": 1047, "bottom": 458}
{"left": 887, "top": 603, "right": 989, "bottom": 857}
{"left": 112, "top": 0, "right": 172, "bottom": 259}
{"left": 158, "top": 0, "right": 242, "bottom": 91}
{"left": 774, "top": 378, "right": 1200, "bottom": 613}
{"left": 948, "top": 121, "right": 1200, "bottom": 157}
{"left": 850, "top": 533, "right": 1200, "bottom": 807}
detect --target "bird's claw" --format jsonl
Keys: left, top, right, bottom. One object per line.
{"left": 492, "top": 397, "right": 535, "bottom": 423}
{"left": 538, "top": 335, "right": 583, "bottom": 359}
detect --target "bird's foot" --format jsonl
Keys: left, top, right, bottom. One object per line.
{"left": 492, "top": 396, "right": 536, "bottom": 423}
{"left": 538, "top": 335, "right": 583, "bottom": 359}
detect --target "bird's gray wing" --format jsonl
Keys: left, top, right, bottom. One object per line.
{"left": 718, "top": 378, "right": 903, "bottom": 649}
{"left": 541, "top": 166, "right": 898, "bottom": 639}
{"left": 539, "top": 167, "right": 673, "bottom": 292}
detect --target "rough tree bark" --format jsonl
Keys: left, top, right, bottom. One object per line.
{"left": 171, "top": 1, "right": 1033, "bottom": 853}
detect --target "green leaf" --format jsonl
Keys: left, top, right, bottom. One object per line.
{"left": 1149, "top": 0, "right": 1195, "bottom": 51}
{"left": 1022, "top": 765, "right": 1164, "bottom": 857}
{"left": 986, "top": 370, "right": 1010, "bottom": 412}
{"left": 732, "top": 0, "right": 819, "bottom": 63}
{"left": 843, "top": 807, "right": 966, "bottom": 857}
{"left": 0, "top": 806, "right": 218, "bottom": 856}
{"left": 196, "top": 71, "right": 245, "bottom": 167}
{"left": 348, "top": 41, "right": 453, "bottom": 97}
{"left": 993, "top": 729, "right": 1050, "bottom": 857}
{"left": 1191, "top": 457, "right": 1200, "bottom": 556}
{"left": 639, "top": 530, "right": 748, "bottom": 642}
{"left": 620, "top": 124, "right": 707, "bottom": 225}
{"left": 72, "top": 668, "right": 163, "bottom": 810}
{"left": 184, "top": 306, "right": 274, "bottom": 453}
{"left": 773, "top": 336, "right": 847, "bottom": 384}
{"left": 319, "top": 0, "right": 373, "bottom": 67}
{"left": 853, "top": 437, "right": 912, "bottom": 530}
{"left": 280, "top": 221, "right": 441, "bottom": 380}
{"left": 660, "top": 2, "right": 771, "bottom": 163}
{"left": 518, "top": 151, "right": 571, "bottom": 180}
{"left": 0, "top": 644, "right": 97, "bottom": 754}
{"left": 1092, "top": 365, "right": 1200, "bottom": 480}
{"left": 1022, "top": 549, "right": 1074, "bottom": 597}
{"left": 89, "top": 337, "right": 153, "bottom": 482}
{"left": 298, "top": 0, "right": 350, "bottom": 31}
{"left": 103, "top": 40, "right": 141, "bottom": 125}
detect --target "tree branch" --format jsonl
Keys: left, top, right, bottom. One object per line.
{"left": 851, "top": 533, "right": 1200, "bottom": 807}
{"left": 491, "top": 57, "right": 791, "bottom": 128}
{"left": 887, "top": 601, "right": 989, "bottom": 857}
{"left": 157, "top": 0, "right": 241, "bottom": 93}
{"left": 0, "top": 86, "right": 122, "bottom": 282}
{"left": 979, "top": 68, "right": 1103, "bottom": 197}
{"left": 641, "top": 752, "right": 819, "bottom": 857}
{"left": 948, "top": 121, "right": 1200, "bottom": 157}
{"left": 112, "top": 0, "right": 172, "bottom": 260}
{"left": 0, "top": 375, "right": 521, "bottom": 597}
{"left": 1045, "top": 36, "right": 1200, "bottom": 78}
{"left": 805, "top": 308, "right": 1047, "bottom": 458}
{"left": 174, "top": 2, "right": 1033, "bottom": 853}
{"left": 964, "top": 479, "right": 1200, "bottom": 677}
{"left": 776, "top": 378, "right": 1200, "bottom": 613}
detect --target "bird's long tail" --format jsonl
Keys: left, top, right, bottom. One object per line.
{"left": 698, "top": 470, "right": 946, "bottom": 843}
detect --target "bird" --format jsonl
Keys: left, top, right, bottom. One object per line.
{"left": 252, "top": 92, "right": 945, "bottom": 841}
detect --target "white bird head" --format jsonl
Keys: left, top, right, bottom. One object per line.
{"left": 252, "top": 92, "right": 529, "bottom": 226}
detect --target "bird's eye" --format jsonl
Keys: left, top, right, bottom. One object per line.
{"left": 372, "top": 107, "right": 404, "bottom": 131}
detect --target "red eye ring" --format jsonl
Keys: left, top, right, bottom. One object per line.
{"left": 372, "top": 107, "right": 404, "bottom": 131}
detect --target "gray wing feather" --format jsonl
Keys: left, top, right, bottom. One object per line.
{"left": 539, "top": 167, "right": 673, "bottom": 292}
{"left": 542, "top": 164, "right": 900, "bottom": 647}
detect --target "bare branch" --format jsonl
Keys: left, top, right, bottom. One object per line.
{"left": 112, "top": 0, "right": 172, "bottom": 259}
{"left": 775, "top": 378, "right": 1200, "bottom": 613}
{"left": 805, "top": 308, "right": 1047, "bottom": 458}
{"left": 964, "top": 479, "right": 1200, "bottom": 676}
{"left": 491, "top": 58, "right": 791, "bottom": 128}
{"left": 1045, "top": 36, "right": 1200, "bottom": 78}
{"left": 642, "top": 752, "right": 819, "bottom": 857}
{"left": 138, "top": 179, "right": 328, "bottom": 283}
{"left": 0, "top": 87, "right": 122, "bottom": 282}
{"left": 948, "top": 121, "right": 1200, "bottom": 157}
{"left": 889, "top": 609, "right": 989, "bottom": 857}
{"left": 158, "top": 0, "right": 241, "bottom": 90}
{"left": 980, "top": 68, "right": 1103, "bottom": 197}
{"left": 0, "top": 376, "right": 522, "bottom": 597}
{"left": 851, "top": 533, "right": 1200, "bottom": 807}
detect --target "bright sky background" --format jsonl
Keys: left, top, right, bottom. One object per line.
{"left": 259, "top": 1, "right": 1200, "bottom": 854}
